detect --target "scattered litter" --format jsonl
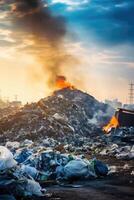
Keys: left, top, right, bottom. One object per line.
{"left": 131, "top": 171, "right": 134, "bottom": 176}
{"left": 123, "top": 164, "right": 130, "bottom": 170}
{"left": 108, "top": 166, "right": 117, "bottom": 174}
{"left": 0, "top": 144, "right": 109, "bottom": 198}
{"left": 0, "top": 88, "right": 133, "bottom": 199}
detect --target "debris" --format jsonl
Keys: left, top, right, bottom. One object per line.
{"left": 25, "top": 179, "right": 45, "bottom": 196}
{"left": 123, "top": 164, "right": 130, "bottom": 170}
{"left": 92, "top": 159, "right": 108, "bottom": 177}
{"left": 0, "top": 146, "right": 45, "bottom": 198}
{"left": 0, "top": 146, "right": 17, "bottom": 170}
{"left": 99, "top": 128, "right": 134, "bottom": 160}
{"left": 20, "top": 165, "right": 38, "bottom": 179}
{"left": 5, "top": 141, "right": 20, "bottom": 150}
{"left": 14, "top": 148, "right": 32, "bottom": 164}
{"left": 116, "top": 146, "right": 134, "bottom": 160}
{"left": 131, "top": 171, "right": 134, "bottom": 176}
{"left": 0, "top": 88, "right": 133, "bottom": 199}
{"left": 62, "top": 159, "right": 96, "bottom": 180}
{"left": 0, "top": 88, "right": 112, "bottom": 143}
{"left": 108, "top": 166, "right": 117, "bottom": 174}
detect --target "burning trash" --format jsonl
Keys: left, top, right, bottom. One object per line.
{"left": 103, "top": 115, "right": 119, "bottom": 133}
{"left": 0, "top": 0, "right": 134, "bottom": 199}
{"left": 55, "top": 76, "right": 75, "bottom": 90}
{"left": 103, "top": 108, "right": 134, "bottom": 134}
{"left": 0, "top": 88, "right": 133, "bottom": 199}
{"left": 0, "top": 88, "right": 111, "bottom": 143}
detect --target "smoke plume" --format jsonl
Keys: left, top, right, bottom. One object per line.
{"left": 9, "top": 0, "right": 75, "bottom": 87}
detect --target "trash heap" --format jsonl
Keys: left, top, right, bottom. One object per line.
{"left": 0, "top": 106, "right": 20, "bottom": 120}
{"left": 0, "top": 88, "right": 113, "bottom": 143}
{"left": 0, "top": 140, "right": 108, "bottom": 199}
{"left": 0, "top": 146, "right": 45, "bottom": 199}
{"left": 0, "top": 88, "right": 133, "bottom": 199}
{"left": 99, "top": 127, "right": 134, "bottom": 160}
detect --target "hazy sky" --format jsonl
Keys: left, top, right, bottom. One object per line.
{"left": 0, "top": 0, "right": 134, "bottom": 103}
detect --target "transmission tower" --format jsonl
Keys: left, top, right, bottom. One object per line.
{"left": 129, "top": 82, "right": 134, "bottom": 104}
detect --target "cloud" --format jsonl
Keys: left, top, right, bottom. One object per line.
{"left": 0, "top": 0, "right": 133, "bottom": 101}
{"left": 51, "top": 0, "right": 88, "bottom": 6}
{"left": 2, "top": 0, "right": 134, "bottom": 47}
{"left": 51, "top": 0, "right": 134, "bottom": 46}
{"left": 50, "top": 0, "right": 89, "bottom": 11}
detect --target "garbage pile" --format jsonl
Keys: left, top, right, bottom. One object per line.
{"left": 109, "top": 127, "right": 134, "bottom": 144}
{"left": 0, "top": 146, "right": 45, "bottom": 199}
{"left": 99, "top": 127, "right": 134, "bottom": 160}
{"left": 0, "top": 88, "right": 133, "bottom": 199}
{"left": 0, "top": 140, "right": 109, "bottom": 199}
{"left": 0, "top": 106, "right": 20, "bottom": 120}
{"left": 0, "top": 88, "right": 113, "bottom": 143}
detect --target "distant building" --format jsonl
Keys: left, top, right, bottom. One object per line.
{"left": 0, "top": 88, "right": 23, "bottom": 108}
{"left": 123, "top": 104, "right": 134, "bottom": 110}
{"left": 105, "top": 99, "right": 122, "bottom": 109}
{"left": 9, "top": 101, "right": 22, "bottom": 108}
{"left": 0, "top": 96, "right": 22, "bottom": 109}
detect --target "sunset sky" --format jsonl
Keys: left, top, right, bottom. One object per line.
{"left": 0, "top": 0, "right": 134, "bottom": 103}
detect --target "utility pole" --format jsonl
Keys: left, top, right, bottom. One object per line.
{"left": 129, "top": 82, "right": 134, "bottom": 105}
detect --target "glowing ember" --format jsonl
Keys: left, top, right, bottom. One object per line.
{"left": 55, "top": 76, "right": 75, "bottom": 90}
{"left": 103, "top": 116, "right": 119, "bottom": 133}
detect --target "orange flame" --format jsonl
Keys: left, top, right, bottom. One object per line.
{"left": 103, "top": 116, "right": 119, "bottom": 134}
{"left": 55, "top": 76, "right": 75, "bottom": 90}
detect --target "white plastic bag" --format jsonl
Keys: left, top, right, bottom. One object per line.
{"left": 0, "top": 146, "right": 17, "bottom": 170}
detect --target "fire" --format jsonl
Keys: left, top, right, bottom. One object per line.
{"left": 103, "top": 116, "right": 119, "bottom": 134}
{"left": 55, "top": 76, "right": 75, "bottom": 90}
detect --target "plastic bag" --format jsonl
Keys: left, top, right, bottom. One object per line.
{"left": 63, "top": 159, "right": 96, "bottom": 179}
{"left": 116, "top": 152, "right": 134, "bottom": 160}
{"left": 92, "top": 159, "right": 108, "bottom": 176}
{"left": 14, "top": 148, "right": 32, "bottom": 164}
{"left": 20, "top": 165, "right": 37, "bottom": 179}
{"left": 6, "top": 141, "right": 20, "bottom": 150}
{"left": 0, "top": 146, "right": 17, "bottom": 171}
{"left": 25, "top": 179, "right": 44, "bottom": 196}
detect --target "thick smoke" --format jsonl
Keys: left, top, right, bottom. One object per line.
{"left": 12, "top": 0, "right": 66, "bottom": 41}
{"left": 9, "top": 0, "right": 74, "bottom": 87}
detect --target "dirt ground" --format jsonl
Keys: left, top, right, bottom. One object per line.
{"left": 46, "top": 174, "right": 133, "bottom": 200}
